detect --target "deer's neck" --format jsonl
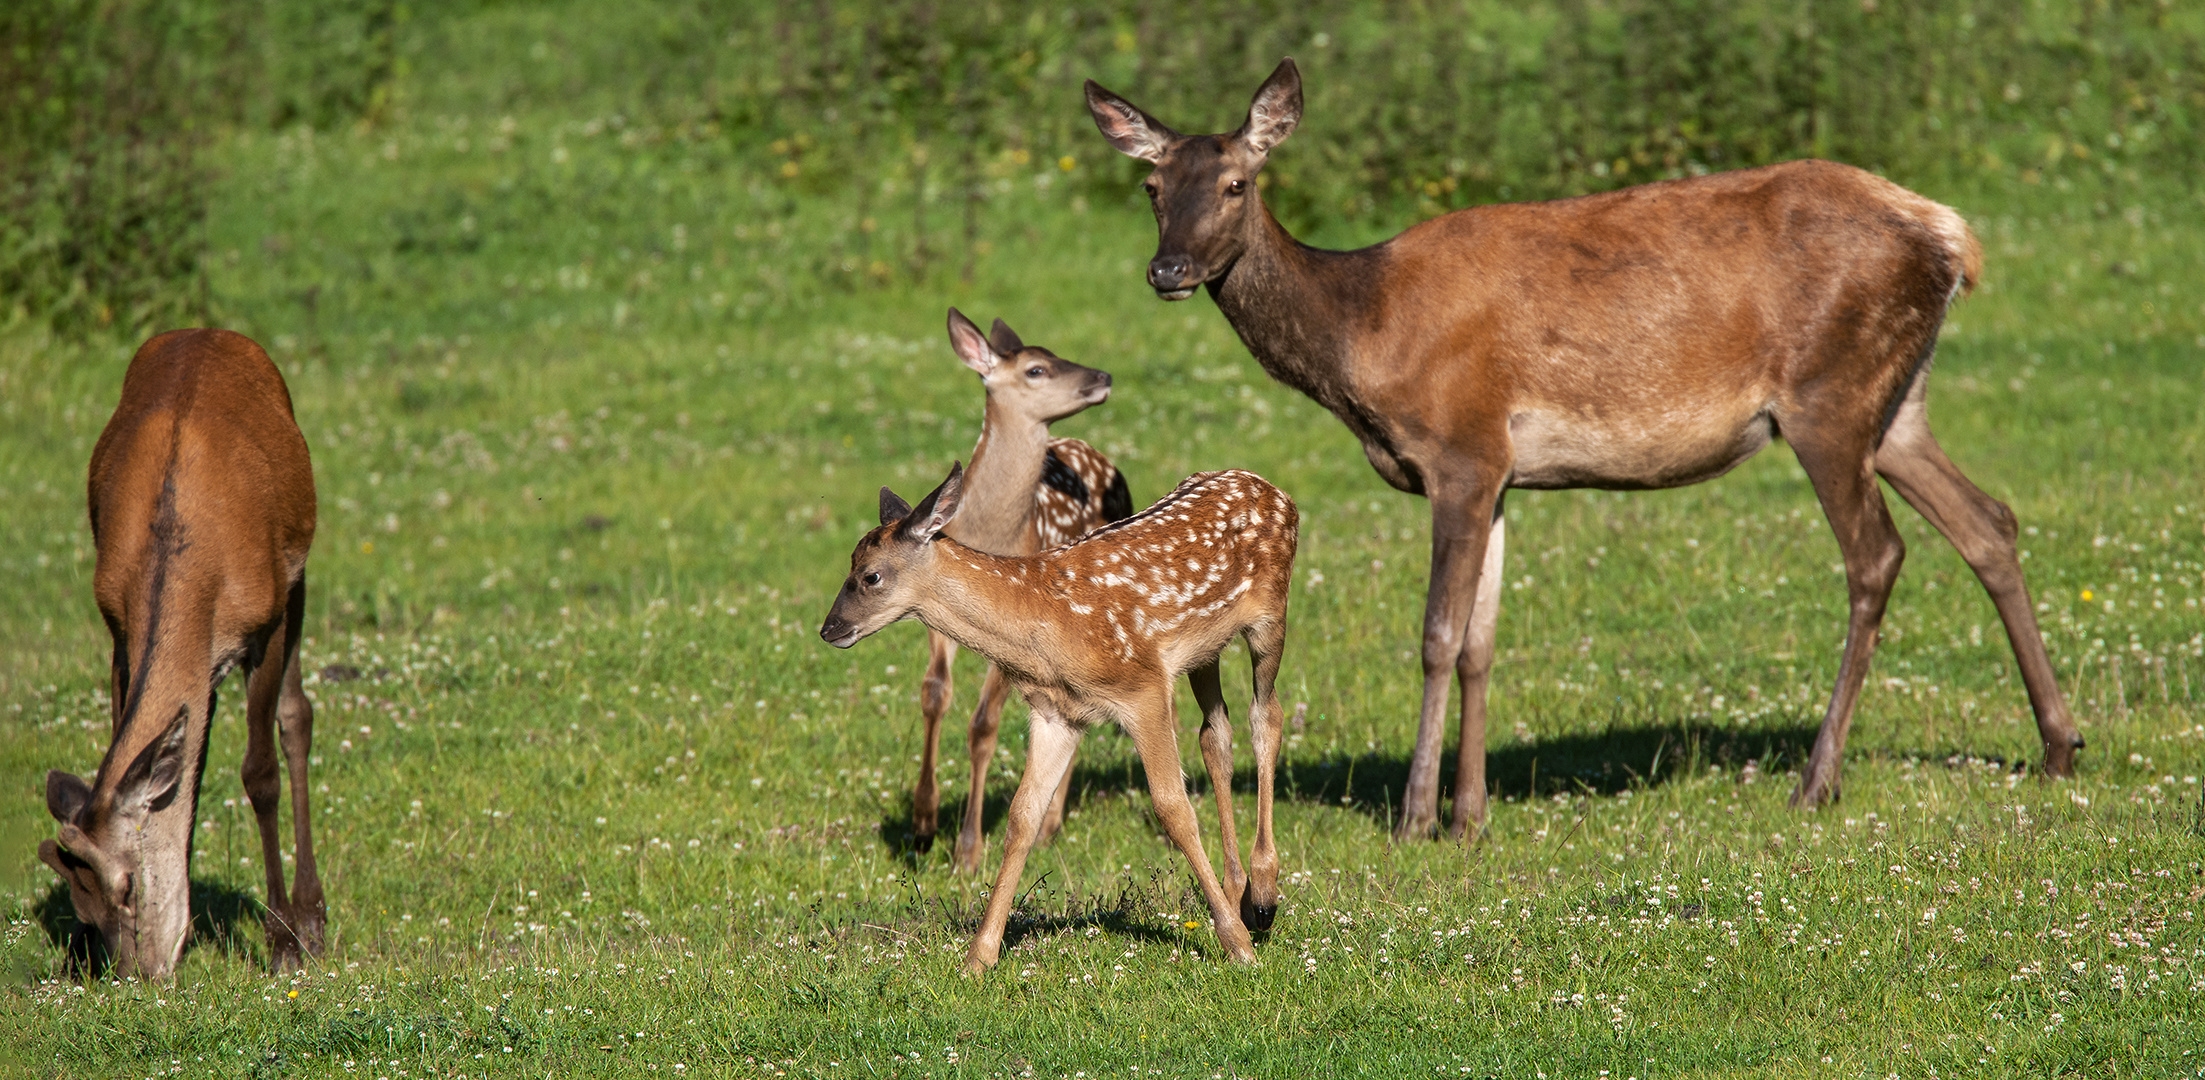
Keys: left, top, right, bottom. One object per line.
{"left": 947, "top": 398, "right": 1050, "bottom": 554}
{"left": 1209, "top": 205, "right": 1387, "bottom": 417}
{"left": 912, "top": 545, "right": 1057, "bottom": 672}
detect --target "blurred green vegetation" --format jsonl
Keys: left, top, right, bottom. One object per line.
{"left": 6, "top": 0, "right": 2202, "bottom": 334}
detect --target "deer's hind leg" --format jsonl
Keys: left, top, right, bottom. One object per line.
{"left": 1240, "top": 618, "right": 1288, "bottom": 932}
{"left": 1788, "top": 422, "right": 1908, "bottom": 808}
{"left": 1873, "top": 375, "right": 2082, "bottom": 776}
{"left": 913, "top": 630, "right": 957, "bottom": 854}
{"left": 1190, "top": 662, "right": 1248, "bottom": 915}
{"left": 246, "top": 575, "right": 321, "bottom": 968}
{"left": 953, "top": 662, "right": 1015, "bottom": 875}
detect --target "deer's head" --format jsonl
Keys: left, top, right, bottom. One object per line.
{"left": 945, "top": 308, "right": 1111, "bottom": 423}
{"left": 821, "top": 463, "right": 967, "bottom": 649}
{"left": 38, "top": 709, "right": 195, "bottom": 979}
{"left": 1086, "top": 58, "right": 1302, "bottom": 300}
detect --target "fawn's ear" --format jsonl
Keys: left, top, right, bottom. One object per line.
{"left": 879, "top": 486, "right": 912, "bottom": 526}
{"left": 1086, "top": 80, "right": 1177, "bottom": 164}
{"left": 114, "top": 705, "right": 191, "bottom": 814}
{"left": 988, "top": 318, "right": 1024, "bottom": 356}
{"left": 898, "top": 462, "right": 966, "bottom": 543}
{"left": 946, "top": 308, "right": 997, "bottom": 376}
{"left": 1238, "top": 58, "right": 1302, "bottom": 156}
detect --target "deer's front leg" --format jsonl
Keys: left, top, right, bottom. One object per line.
{"left": 914, "top": 631, "right": 957, "bottom": 854}
{"left": 1449, "top": 504, "right": 1506, "bottom": 840}
{"left": 953, "top": 663, "right": 1014, "bottom": 875}
{"left": 1399, "top": 471, "right": 1507, "bottom": 841}
{"left": 965, "top": 706, "right": 1082, "bottom": 974}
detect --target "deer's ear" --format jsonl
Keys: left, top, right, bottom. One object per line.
{"left": 1085, "top": 80, "right": 1176, "bottom": 164}
{"left": 988, "top": 318, "right": 1024, "bottom": 356}
{"left": 115, "top": 706, "right": 190, "bottom": 814}
{"left": 1239, "top": 58, "right": 1302, "bottom": 156}
{"left": 898, "top": 462, "right": 966, "bottom": 543}
{"left": 879, "top": 486, "right": 912, "bottom": 526}
{"left": 45, "top": 770, "right": 91, "bottom": 825}
{"left": 946, "top": 307, "right": 997, "bottom": 375}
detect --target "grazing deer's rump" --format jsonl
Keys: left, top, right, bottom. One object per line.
{"left": 909, "top": 309, "right": 1131, "bottom": 874}
{"left": 1087, "top": 58, "right": 2081, "bottom": 840}
{"left": 39, "top": 328, "right": 324, "bottom": 980}
{"left": 823, "top": 466, "right": 1296, "bottom": 972}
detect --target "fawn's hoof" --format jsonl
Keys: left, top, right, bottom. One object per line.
{"left": 911, "top": 832, "right": 934, "bottom": 854}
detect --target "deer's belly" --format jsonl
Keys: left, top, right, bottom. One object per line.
{"left": 1505, "top": 405, "right": 1776, "bottom": 490}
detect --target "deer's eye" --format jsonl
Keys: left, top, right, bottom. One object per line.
{"left": 1142, "top": 180, "right": 1158, "bottom": 199}
{"left": 862, "top": 572, "right": 881, "bottom": 587}
{"left": 1025, "top": 366, "right": 1045, "bottom": 378}
{"left": 1227, "top": 179, "right": 1246, "bottom": 196}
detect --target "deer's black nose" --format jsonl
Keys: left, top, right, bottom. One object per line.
{"left": 1148, "top": 255, "right": 1193, "bottom": 291}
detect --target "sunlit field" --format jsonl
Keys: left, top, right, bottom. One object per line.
{"left": 3, "top": 5, "right": 2203, "bottom": 1078}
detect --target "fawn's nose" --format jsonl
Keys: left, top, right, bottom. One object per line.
{"left": 1147, "top": 255, "right": 1193, "bottom": 291}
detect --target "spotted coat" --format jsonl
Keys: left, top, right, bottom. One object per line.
{"left": 1036, "top": 437, "right": 1133, "bottom": 548}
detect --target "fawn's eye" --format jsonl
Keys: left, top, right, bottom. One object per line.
{"left": 862, "top": 572, "right": 881, "bottom": 586}
{"left": 1026, "top": 366, "right": 1045, "bottom": 378}
{"left": 1227, "top": 179, "right": 1246, "bottom": 196}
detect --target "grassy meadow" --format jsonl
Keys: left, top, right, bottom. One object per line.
{"left": 3, "top": 4, "right": 2205, "bottom": 1078}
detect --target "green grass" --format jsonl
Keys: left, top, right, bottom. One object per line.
{"left": 4, "top": 7, "right": 2205, "bottom": 1078}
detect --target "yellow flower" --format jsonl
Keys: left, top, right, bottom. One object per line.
{"left": 1183, "top": 920, "right": 1201, "bottom": 930}
{"left": 1058, "top": 155, "right": 1077, "bottom": 173}
{"left": 2081, "top": 589, "right": 2094, "bottom": 601}
{"left": 359, "top": 540, "right": 374, "bottom": 555}
{"left": 287, "top": 989, "right": 299, "bottom": 999}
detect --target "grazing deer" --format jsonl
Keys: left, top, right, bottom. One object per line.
{"left": 823, "top": 464, "right": 1297, "bottom": 972}
{"left": 1086, "top": 59, "right": 2082, "bottom": 839}
{"left": 912, "top": 308, "right": 1133, "bottom": 874}
{"left": 39, "top": 329, "right": 323, "bottom": 979}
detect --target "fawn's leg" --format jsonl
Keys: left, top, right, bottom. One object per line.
{"left": 1241, "top": 619, "right": 1288, "bottom": 930}
{"left": 913, "top": 630, "right": 957, "bottom": 853}
{"left": 964, "top": 704, "right": 1082, "bottom": 974}
{"left": 953, "top": 663, "right": 1015, "bottom": 875}
{"left": 1190, "top": 662, "right": 1247, "bottom": 908}
{"left": 1128, "top": 689, "right": 1256, "bottom": 964}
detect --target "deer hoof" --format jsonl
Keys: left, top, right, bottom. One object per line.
{"left": 911, "top": 832, "right": 934, "bottom": 854}
{"left": 1240, "top": 897, "right": 1277, "bottom": 933}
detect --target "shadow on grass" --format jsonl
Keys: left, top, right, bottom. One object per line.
{"left": 31, "top": 878, "right": 270, "bottom": 976}
{"left": 878, "top": 716, "right": 1829, "bottom": 854}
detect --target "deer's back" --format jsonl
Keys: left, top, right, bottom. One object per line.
{"left": 89, "top": 330, "right": 316, "bottom": 641}
{"left": 1038, "top": 470, "right": 1297, "bottom": 679}
{"left": 1338, "top": 160, "right": 1975, "bottom": 486}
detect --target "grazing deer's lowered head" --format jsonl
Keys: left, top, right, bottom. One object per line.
{"left": 41, "top": 713, "right": 195, "bottom": 977}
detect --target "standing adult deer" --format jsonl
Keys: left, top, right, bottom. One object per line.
{"left": 823, "top": 464, "right": 1297, "bottom": 972}
{"left": 1086, "top": 59, "right": 2083, "bottom": 840}
{"left": 912, "top": 308, "right": 1133, "bottom": 872}
{"left": 39, "top": 328, "right": 324, "bottom": 979}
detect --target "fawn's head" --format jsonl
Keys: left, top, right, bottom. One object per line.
{"left": 39, "top": 709, "right": 195, "bottom": 979}
{"left": 821, "top": 463, "right": 967, "bottom": 649}
{"left": 1086, "top": 58, "right": 1302, "bottom": 300}
{"left": 946, "top": 308, "right": 1111, "bottom": 424}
